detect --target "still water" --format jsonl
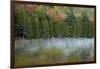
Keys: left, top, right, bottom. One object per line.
{"left": 15, "top": 38, "right": 94, "bottom": 66}
{"left": 15, "top": 38, "right": 94, "bottom": 55}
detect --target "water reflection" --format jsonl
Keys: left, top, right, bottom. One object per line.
{"left": 15, "top": 38, "right": 94, "bottom": 54}
{"left": 15, "top": 38, "right": 94, "bottom": 66}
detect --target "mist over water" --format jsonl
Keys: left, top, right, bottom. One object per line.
{"left": 15, "top": 38, "right": 94, "bottom": 55}
{"left": 15, "top": 37, "right": 94, "bottom": 66}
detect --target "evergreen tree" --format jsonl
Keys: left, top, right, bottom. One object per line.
{"left": 65, "top": 8, "right": 76, "bottom": 37}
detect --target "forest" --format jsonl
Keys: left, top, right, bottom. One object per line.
{"left": 14, "top": 4, "right": 94, "bottom": 39}
{"left": 14, "top": 4, "right": 95, "bottom": 67}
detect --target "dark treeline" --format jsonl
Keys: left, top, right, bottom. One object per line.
{"left": 14, "top": 4, "right": 94, "bottom": 39}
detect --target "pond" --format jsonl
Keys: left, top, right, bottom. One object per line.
{"left": 15, "top": 38, "right": 94, "bottom": 66}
